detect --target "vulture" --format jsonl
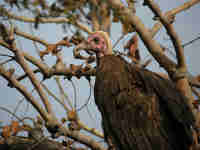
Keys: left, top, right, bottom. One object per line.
{"left": 74, "top": 31, "right": 196, "bottom": 150}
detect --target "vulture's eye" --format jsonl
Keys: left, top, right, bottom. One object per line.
{"left": 93, "top": 37, "right": 99, "bottom": 44}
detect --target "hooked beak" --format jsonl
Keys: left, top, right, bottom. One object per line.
{"left": 73, "top": 41, "right": 96, "bottom": 59}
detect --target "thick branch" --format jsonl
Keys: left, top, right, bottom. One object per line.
{"left": 107, "top": 0, "right": 177, "bottom": 75}
{"left": 145, "top": 0, "right": 186, "bottom": 70}
{"left": 0, "top": 136, "right": 68, "bottom": 150}
{"left": 145, "top": 0, "right": 197, "bottom": 120}
{"left": 59, "top": 126, "right": 106, "bottom": 150}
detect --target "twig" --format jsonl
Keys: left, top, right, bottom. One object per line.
{"left": 113, "top": 34, "right": 126, "bottom": 49}
{"left": 0, "top": 65, "right": 48, "bottom": 121}
{"left": 183, "top": 35, "right": 200, "bottom": 48}
{"left": 2, "top": 7, "right": 92, "bottom": 34}
{"left": 107, "top": 0, "right": 177, "bottom": 73}
{"left": 77, "top": 119, "right": 104, "bottom": 138}
{"left": 11, "top": 41, "right": 53, "bottom": 115}
{"left": 70, "top": 80, "right": 77, "bottom": 110}
{"left": 41, "top": 82, "right": 70, "bottom": 113}
{"left": 0, "top": 106, "right": 24, "bottom": 123}
{"left": 100, "top": 2, "right": 111, "bottom": 33}
{"left": 150, "top": 0, "right": 200, "bottom": 37}
{"left": 55, "top": 77, "right": 73, "bottom": 109}
{"left": 77, "top": 80, "right": 92, "bottom": 112}
{"left": 15, "top": 27, "right": 48, "bottom": 46}
{"left": 145, "top": 0, "right": 196, "bottom": 121}
{"left": 90, "top": 5, "right": 100, "bottom": 31}
{"left": 192, "top": 87, "right": 200, "bottom": 100}
{"left": 145, "top": 0, "right": 186, "bottom": 69}
{"left": 0, "top": 58, "right": 14, "bottom": 65}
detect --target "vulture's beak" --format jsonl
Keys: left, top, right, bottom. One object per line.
{"left": 73, "top": 41, "right": 96, "bottom": 59}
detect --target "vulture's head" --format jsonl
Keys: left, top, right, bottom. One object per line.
{"left": 74, "top": 31, "right": 112, "bottom": 59}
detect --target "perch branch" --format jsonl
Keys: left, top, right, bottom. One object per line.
{"left": 59, "top": 125, "right": 106, "bottom": 150}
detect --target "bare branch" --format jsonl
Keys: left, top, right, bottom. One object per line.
{"left": 100, "top": 2, "right": 111, "bottom": 33}
{"left": 1, "top": 38, "right": 54, "bottom": 115}
{"left": 15, "top": 27, "right": 48, "bottom": 46}
{"left": 150, "top": 0, "right": 200, "bottom": 37}
{"left": 55, "top": 77, "right": 73, "bottom": 109}
{"left": 145, "top": 0, "right": 186, "bottom": 70}
{"left": 107, "top": 0, "right": 177, "bottom": 74}
{"left": 59, "top": 125, "right": 106, "bottom": 150}
{"left": 145, "top": 0, "right": 198, "bottom": 122}
{"left": 183, "top": 35, "right": 200, "bottom": 48}
{"left": 0, "top": 65, "right": 48, "bottom": 121}
{"left": 77, "top": 119, "right": 104, "bottom": 138}
{"left": 90, "top": 5, "right": 100, "bottom": 31}
{"left": 0, "top": 106, "right": 24, "bottom": 123}
{"left": 1, "top": 7, "right": 92, "bottom": 34}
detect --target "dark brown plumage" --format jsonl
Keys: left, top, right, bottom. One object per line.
{"left": 74, "top": 31, "right": 195, "bottom": 150}
{"left": 94, "top": 55, "right": 195, "bottom": 150}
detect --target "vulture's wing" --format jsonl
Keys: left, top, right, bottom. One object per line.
{"left": 129, "top": 65, "right": 195, "bottom": 125}
{"left": 94, "top": 55, "right": 195, "bottom": 150}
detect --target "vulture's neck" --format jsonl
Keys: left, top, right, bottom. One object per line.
{"left": 97, "top": 55, "right": 126, "bottom": 72}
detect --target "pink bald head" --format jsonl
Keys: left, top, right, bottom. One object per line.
{"left": 87, "top": 33, "right": 109, "bottom": 57}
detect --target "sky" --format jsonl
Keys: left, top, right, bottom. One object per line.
{"left": 0, "top": 0, "right": 200, "bottom": 144}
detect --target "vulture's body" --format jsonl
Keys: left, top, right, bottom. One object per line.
{"left": 94, "top": 55, "right": 195, "bottom": 150}
{"left": 74, "top": 31, "right": 195, "bottom": 150}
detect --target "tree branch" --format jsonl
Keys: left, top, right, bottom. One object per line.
{"left": 150, "top": 0, "right": 200, "bottom": 37}
{"left": 14, "top": 27, "right": 48, "bottom": 46}
{"left": 107, "top": 0, "right": 177, "bottom": 75}
{"left": 1, "top": 39, "right": 54, "bottom": 115}
{"left": 0, "top": 66, "right": 48, "bottom": 121}
{"left": 145, "top": 0, "right": 186, "bottom": 70}
{"left": 1, "top": 7, "right": 92, "bottom": 34}
{"left": 144, "top": 0, "right": 196, "bottom": 120}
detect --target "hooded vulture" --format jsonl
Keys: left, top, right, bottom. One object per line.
{"left": 74, "top": 31, "right": 195, "bottom": 150}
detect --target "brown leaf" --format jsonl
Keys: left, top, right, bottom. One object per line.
{"left": 70, "top": 64, "right": 82, "bottom": 74}
{"left": 124, "top": 34, "right": 140, "bottom": 62}
{"left": 10, "top": 121, "right": 20, "bottom": 136}
{"left": 122, "top": 23, "right": 135, "bottom": 35}
{"left": 2, "top": 125, "right": 11, "bottom": 138}
{"left": 39, "top": 38, "right": 71, "bottom": 59}
{"left": 61, "top": 117, "right": 67, "bottom": 124}
{"left": 68, "top": 109, "right": 78, "bottom": 121}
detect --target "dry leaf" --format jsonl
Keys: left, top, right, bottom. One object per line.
{"left": 68, "top": 109, "right": 77, "bottom": 121}
{"left": 10, "top": 121, "right": 20, "bottom": 136}
{"left": 124, "top": 34, "right": 140, "bottom": 62}
{"left": 2, "top": 125, "right": 11, "bottom": 138}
